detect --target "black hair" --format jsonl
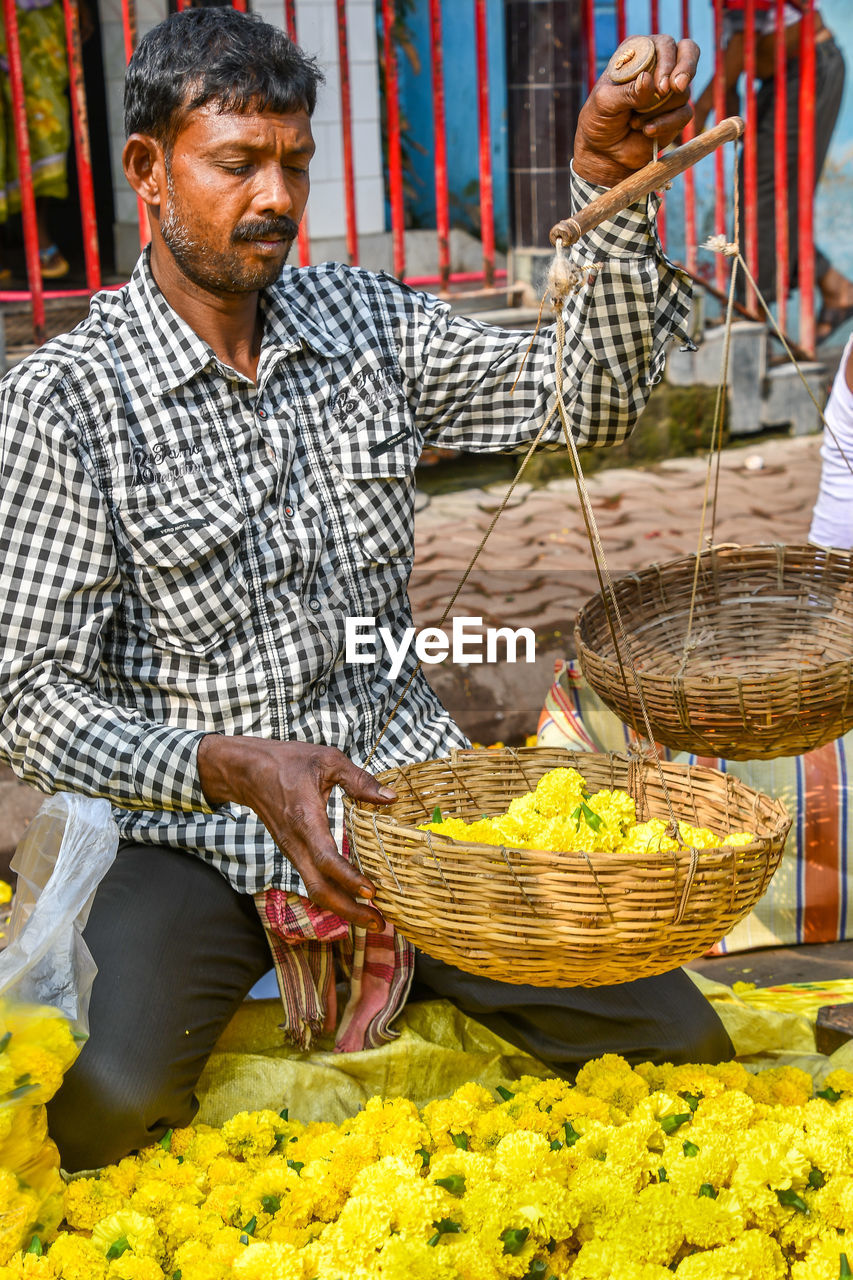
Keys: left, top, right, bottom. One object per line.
{"left": 124, "top": 7, "right": 324, "bottom": 147}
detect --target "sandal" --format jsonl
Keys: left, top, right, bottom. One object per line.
{"left": 816, "top": 301, "right": 853, "bottom": 344}
{"left": 38, "top": 244, "right": 69, "bottom": 280}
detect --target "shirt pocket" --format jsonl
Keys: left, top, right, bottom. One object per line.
{"left": 115, "top": 490, "right": 250, "bottom": 658}
{"left": 332, "top": 404, "right": 420, "bottom": 566}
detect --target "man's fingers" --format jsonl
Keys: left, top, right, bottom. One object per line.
{"left": 649, "top": 33, "right": 678, "bottom": 93}
{"left": 670, "top": 37, "right": 701, "bottom": 95}
{"left": 640, "top": 102, "right": 694, "bottom": 145}
{"left": 328, "top": 754, "right": 398, "bottom": 806}
{"left": 280, "top": 823, "right": 386, "bottom": 929}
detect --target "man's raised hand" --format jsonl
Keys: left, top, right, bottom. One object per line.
{"left": 197, "top": 736, "right": 395, "bottom": 930}
{"left": 573, "top": 35, "right": 700, "bottom": 188}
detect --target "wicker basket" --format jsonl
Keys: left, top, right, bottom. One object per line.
{"left": 575, "top": 544, "right": 853, "bottom": 761}
{"left": 343, "top": 747, "right": 790, "bottom": 986}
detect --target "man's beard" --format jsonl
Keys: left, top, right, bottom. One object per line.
{"left": 159, "top": 171, "right": 299, "bottom": 294}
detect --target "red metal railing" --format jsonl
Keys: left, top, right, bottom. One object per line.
{"left": 0, "top": 0, "right": 824, "bottom": 356}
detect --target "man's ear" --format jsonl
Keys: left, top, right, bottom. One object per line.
{"left": 123, "top": 134, "right": 167, "bottom": 208}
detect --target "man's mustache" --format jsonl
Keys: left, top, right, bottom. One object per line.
{"left": 232, "top": 217, "right": 300, "bottom": 243}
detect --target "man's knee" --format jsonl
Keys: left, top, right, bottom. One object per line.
{"left": 47, "top": 1040, "right": 196, "bottom": 1173}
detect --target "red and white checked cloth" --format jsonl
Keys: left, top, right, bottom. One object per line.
{"left": 254, "top": 863, "right": 415, "bottom": 1052}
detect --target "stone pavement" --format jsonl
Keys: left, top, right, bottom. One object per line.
{"left": 0, "top": 432, "right": 827, "bottom": 870}
{"left": 412, "top": 432, "right": 826, "bottom": 743}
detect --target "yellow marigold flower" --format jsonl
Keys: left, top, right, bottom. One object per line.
{"left": 91, "top": 1212, "right": 163, "bottom": 1264}
{"left": 4, "top": 1045, "right": 63, "bottom": 1106}
{"left": 107, "top": 1256, "right": 165, "bottom": 1280}
{"left": 230, "top": 1240, "right": 307, "bottom": 1279}
{"left": 170, "top": 1231, "right": 246, "bottom": 1280}
{"left": 672, "top": 1227, "right": 787, "bottom": 1279}
{"left": 221, "top": 1110, "right": 293, "bottom": 1160}
{"left": 0, "top": 1106, "right": 47, "bottom": 1174}
{"left": 43, "top": 1232, "right": 109, "bottom": 1280}
{"left": 575, "top": 1054, "right": 650, "bottom": 1114}
{"left": 802, "top": 1098, "right": 853, "bottom": 1175}
{"left": 533, "top": 767, "right": 587, "bottom": 818}
{"left": 721, "top": 831, "right": 758, "bottom": 847}
{"left": 1, "top": 1004, "right": 77, "bottom": 1074}
{"left": 0, "top": 1254, "right": 53, "bottom": 1280}
{"left": 62, "top": 1177, "right": 124, "bottom": 1232}
{"left": 791, "top": 1238, "right": 853, "bottom": 1280}
{"left": 823, "top": 1068, "right": 853, "bottom": 1099}
{"left": 811, "top": 1174, "right": 853, "bottom": 1231}
{"left": 416, "top": 817, "right": 469, "bottom": 840}
{"left": 0, "top": 881, "right": 12, "bottom": 905}
{"left": 99, "top": 1157, "right": 141, "bottom": 1200}
{"left": 746, "top": 1065, "right": 814, "bottom": 1108}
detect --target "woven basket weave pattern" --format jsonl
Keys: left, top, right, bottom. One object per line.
{"left": 575, "top": 544, "right": 853, "bottom": 760}
{"left": 344, "top": 747, "right": 790, "bottom": 987}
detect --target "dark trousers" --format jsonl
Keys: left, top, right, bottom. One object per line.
{"left": 47, "top": 842, "right": 732, "bottom": 1172}
{"left": 737, "top": 37, "right": 845, "bottom": 303}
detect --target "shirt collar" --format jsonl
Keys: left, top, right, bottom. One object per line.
{"left": 124, "top": 249, "right": 353, "bottom": 397}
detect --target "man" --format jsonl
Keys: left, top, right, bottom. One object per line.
{"left": 0, "top": 9, "right": 730, "bottom": 1173}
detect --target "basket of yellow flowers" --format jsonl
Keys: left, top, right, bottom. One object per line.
{"left": 343, "top": 747, "right": 790, "bottom": 986}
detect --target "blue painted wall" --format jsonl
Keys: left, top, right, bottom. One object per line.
{"left": 395, "top": 0, "right": 509, "bottom": 249}
{"left": 389, "top": 0, "right": 504, "bottom": 249}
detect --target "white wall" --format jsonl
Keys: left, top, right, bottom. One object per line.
{"left": 100, "top": 0, "right": 385, "bottom": 273}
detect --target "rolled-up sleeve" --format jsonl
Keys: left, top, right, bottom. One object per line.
{"left": 0, "top": 374, "right": 212, "bottom": 813}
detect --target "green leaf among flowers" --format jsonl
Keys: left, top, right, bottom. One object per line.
{"left": 563, "top": 1121, "right": 580, "bottom": 1147}
{"left": 106, "top": 1237, "right": 129, "bottom": 1260}
{"left": 159, "top": 1129, "right": 173, "bottom": 1151}
{"left": 417, "top": 1146, "right": 431, "bottom": 1167}
{"left": 682, "top": 1141, "right": 700, "bottom": 1158}
{"left": 450, "top": 1132, "right": 469, "bottom": 1150}
{"left": 496, "top": 1085, "right": 515, "bottom": 1101}
{"left": 501, "top": 1227, "right": 531, "bottom": 1256}
{"left": 698, "top": 1184, "right": 718, "bottom": 1200}
{"left": 25, "top": 1237, "right": 42, "bottom": 1256}
{"left": 432, "top": 806, "right": 443, "bottom": 824}
{"left": 428, "top": 1218, "right": 461, "bottom": 1246}
{"left": 840, "top": 1254, "right": 852, "bottom": 1278}
{"left": 776, "top": 1188, "right": 809, "bottom": 1214}
{"left": 287, "top": 1159, "right": 304, "bottom": 1175}
{"left": 261, "top": 1195, "right": 281, "bottom": 1214}
{"left": 660, "top": 1112, "right": 692, "bottom": 1134}
{"left": 809, "top": 1168, "right": 826, "bottom": 1190}
{"left": 434, "top": 1175, "right": 466, "bottom": 1196}
{"left": 818, "top": 1085, "right": 842, "bottom": 1103}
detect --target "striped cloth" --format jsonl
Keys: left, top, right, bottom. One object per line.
{"left": 255, "top": 838, "right": 415, "bottom": 1052}
{"left": 538, "top": 659, "right": 853, "bottom": 954}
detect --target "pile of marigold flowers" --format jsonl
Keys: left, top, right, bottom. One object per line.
{"left": 4, "top": 1045, "right": 853, "bottom": 1279}
{"left": 0, "top": 999, "right": 79, "bottom": 1266}
{"left": 419, "top": 767, "right": 757, "bottom": 856}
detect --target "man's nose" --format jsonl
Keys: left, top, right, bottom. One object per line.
{"left": 255, "top": 165, "right": 297, "bottom": 216}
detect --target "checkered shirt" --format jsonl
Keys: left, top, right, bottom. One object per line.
{"left": 0, "top": 170, "right": 690, "bottom": 895}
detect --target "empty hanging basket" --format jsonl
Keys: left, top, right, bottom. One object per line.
{"left": 343, "top": 746, "right": 789, "bottom": 987}
{"left": 575, "top": 543, "right": 853, "bottom": 761}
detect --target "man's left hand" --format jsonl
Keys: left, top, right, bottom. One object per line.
{"left": 574, "top": 35, "right": 700, "bottom": 188}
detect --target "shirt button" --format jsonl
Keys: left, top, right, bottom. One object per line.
{"left": 308, "top": 598, "right": 321, "bottom": 612}
{"left": 257, "top": 407, "right": 268, "bottom": 419}
{"left": 317, "top": 682, "right": 327, "bottom": 696}
{"left": 283, "top": 504, "right": 294, "bottom": 517}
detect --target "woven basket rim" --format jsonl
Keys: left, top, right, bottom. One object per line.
{"left": 575, "top": 543, "right": 853, "bottom": 674}
{"left": 344, "top": 748, "right": 791, "bottom": 857}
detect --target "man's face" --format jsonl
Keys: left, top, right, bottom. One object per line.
{"left": 157, "top": 104, "right": 315, "bottom": 294}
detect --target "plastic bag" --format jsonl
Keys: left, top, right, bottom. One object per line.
{"left": 0, "top": 794, "right": 118, "bottom": 1261}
